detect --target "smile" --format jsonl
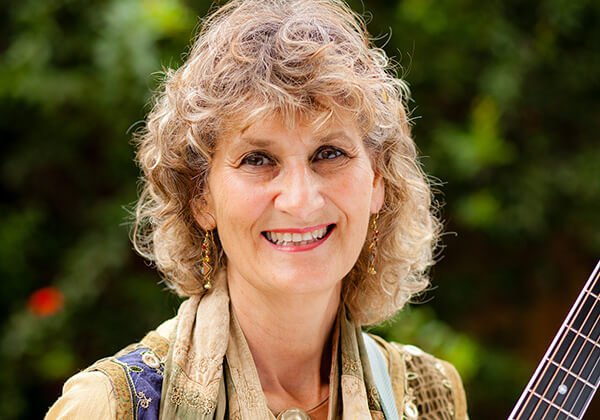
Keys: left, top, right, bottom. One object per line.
{"left": 262, "top": 224, "right": 335, "bottom": 248}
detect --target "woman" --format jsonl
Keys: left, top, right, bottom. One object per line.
{"left": 47, "top": 0, "right": 467, "bottom": 418}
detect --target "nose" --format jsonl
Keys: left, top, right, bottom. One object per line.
{"left": 273, "top": 162, "right": 325, "bottom": 220}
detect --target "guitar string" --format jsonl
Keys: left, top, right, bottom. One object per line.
{"left": 516, "top": 268, "right": 599, "bottom": 419}
{"left": 539, "top": 289, "right": 599, "bottom": 419}
{"left": 531, "top": 269, "right": 600, "bottom": 419}
{"left": 519, "top": 296, "right": 580, "bottom": 415}
{"left": 514, "top": 264, "right": 600, "bottom": 419}
{"left": 562, "top": 302, "right": 600, "bottom": 416}
{"left": 524, "top": 309, "right": 578, "bottom": 417}
{"left": 533, "top": 276, "right": 599, "bottom": 419}
{"left": 565, "top": 317, "right": 600, "bottom": 416}
{"left": 557, "top": 273, "right": 600, "bottom": 415}
{"left": 552, "top": 291, "right": 600, "bottom": 417}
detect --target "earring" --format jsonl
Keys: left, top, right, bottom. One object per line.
{"left": 367, "top": 213, "right": 379, "bottom": 275}
{"left": 201, "top": 229, "right": 214, "bottom": 290}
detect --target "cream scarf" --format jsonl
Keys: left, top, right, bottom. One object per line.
{"left": 159, "top": 271, "right": 385, "bottom": 419}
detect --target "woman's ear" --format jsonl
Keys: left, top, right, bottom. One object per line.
{"left": 371, "top": 172, "right": 385, "bottom": 214}
{"left": 191, "top": 194, "right": 217, "bottom": 230}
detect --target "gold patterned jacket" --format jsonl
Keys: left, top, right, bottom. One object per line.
{"left": 46, "top": 318, "right": 467, "bottom": 419}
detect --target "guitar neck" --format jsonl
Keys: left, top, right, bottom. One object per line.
{"left": 509, "top": 260, "right": 600, "bottom": 420}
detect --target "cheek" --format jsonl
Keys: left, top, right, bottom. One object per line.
{"left": 211, "top": 175, "right": 271, "bottom": 234}
{"left": 328, "top": 169, "right": 374, "bottom": 249}
{"left": 334, "top": 165, "right": 376, "bottom": 211}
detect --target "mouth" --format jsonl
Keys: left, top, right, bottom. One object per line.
{"left": 261, "top": 224, "right": 335, "bottom": 248}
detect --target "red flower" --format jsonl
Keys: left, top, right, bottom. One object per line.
{"left": 28, "top": 287, "right": 64, "bottom": 317}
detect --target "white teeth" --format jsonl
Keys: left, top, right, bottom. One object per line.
{"left": 265, "top": 226, "right": 330, "bottom": 245}
{"left": 312, "top": 228, "right": 326, "bottom": 239}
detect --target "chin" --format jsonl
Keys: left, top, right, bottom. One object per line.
{"left": 265, "top": 269, "right": 343, "bottom": 296}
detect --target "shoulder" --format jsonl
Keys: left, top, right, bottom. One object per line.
{"left": 46, "top": 319, "right": 175, "bottom": 420}
{"left": 45, "top": 370, "right": 115, "bottom": 419}
{"left": 367, "top": 333, "right": 468, "bottom": 420}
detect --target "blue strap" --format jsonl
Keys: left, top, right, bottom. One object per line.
{"left": 363, "top": 332, "right": 400, "bottom": 420}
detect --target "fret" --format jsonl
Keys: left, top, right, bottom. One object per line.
{"left": 516, "top": 392, "right": 540, "bottom": 419}
{"left": 533, "top": 360, "right": 596, "bottom": 418}
{"left": 554, "top": 408, "right": 571, "bottom": 419}
{"left": 554, "top": 327, "right": 600, "bottom": 379}
{"left": 556, "top": 327, "right": 600, "bottom": 383}
{"left": 532, "top": 361, "right": 571, "bottom": 410}
{"left": 547, "top": 359, "right": 597, "bottom": 389}
{"left": 564, "top": 355, "right": 600, "bottom": 419}
{"left": 560, "top": 373, "right": 592, "bottom": 418}
{"left": 535, "top": 362, "right": 570, "bottom": 406}
{"left": 581, "top": 312, "right": 600, "bottom": 345}
{"left": 519, "top": 389, "right": 579, "bottom": 420}
{"left": 569, "top": 334, "right": 600, "bottom": 383}
{"left": 531, "top": 389, "right": 580, "bottom": 419}
{"left": 554, "top": 331, "right": 585, "bottom": 373}
{"left": 567, "top": 325, "right": 600, "bottom": 351}
{"left": 571, "top": 292, "right": 599, "bottom": 338}
{"left": 586, "top": 310, "right": 600, "bottom": 343}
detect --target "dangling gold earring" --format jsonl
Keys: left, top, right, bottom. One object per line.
{"left": 201, "top": 229, "right": 214, "bottom": 290}
{"left": 367, "top": 213, "right": 379, "bottom": 275}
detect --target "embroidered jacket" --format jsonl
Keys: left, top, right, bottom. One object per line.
{"left": 46, "top": 326, "right": 467, "bottom": 419}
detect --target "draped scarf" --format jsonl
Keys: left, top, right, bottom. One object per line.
{"left": 159, "top": 271, "right": 385, "bottom": 419}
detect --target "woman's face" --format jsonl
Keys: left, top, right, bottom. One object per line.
{"left": 199, "top": 113, "right": 384, "bottom": 297}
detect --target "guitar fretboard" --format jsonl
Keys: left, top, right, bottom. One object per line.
{"left": 509, "top": 260, "right": 600, "bottom": 420}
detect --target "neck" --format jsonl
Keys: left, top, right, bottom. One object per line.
{"left": 227, "top": 272, "right": 341, "bottom": 412}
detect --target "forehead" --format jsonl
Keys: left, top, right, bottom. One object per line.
{"left": 219, "top": 108, "right": 362, "bottom": 147}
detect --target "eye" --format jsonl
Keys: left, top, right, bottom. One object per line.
{"left": 240, "top": 152, "right": 274, "bottom": 167}
{"left": 313, "top": 146, "right": 345, "bottom": 161}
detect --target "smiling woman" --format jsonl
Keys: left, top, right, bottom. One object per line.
{"left": 46, "top": 0, "right": 466, "bottom": 419}
{"left": 202, "top": 115, "right": 383, "bottom": 299}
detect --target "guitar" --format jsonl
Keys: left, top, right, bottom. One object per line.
{"left": 509, "top": 260, "right": 600, "bottom": 419}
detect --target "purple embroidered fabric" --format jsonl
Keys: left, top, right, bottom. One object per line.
{"left": 114, "top": 347, "right": 164, "bottom": 419}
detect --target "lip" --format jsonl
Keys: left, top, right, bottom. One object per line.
{"left": 266, "top": 223, "right": 331, "bottom": 234}
{"left": 261, "top": 224, "right": 335, "bottom": 252}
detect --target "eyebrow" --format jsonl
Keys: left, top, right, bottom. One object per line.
{"left": 237, "top": 137, "right": 272, "bottom": 148}
{"left": 238, "top": 131, "right": 356, "bottom": 148}
{"left": 319, "top": 131, "right": 356, "bottom": 144}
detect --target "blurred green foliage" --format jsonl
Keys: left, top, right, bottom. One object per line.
{"left": 1, "top": 0, "right": 598, "bottom": 418}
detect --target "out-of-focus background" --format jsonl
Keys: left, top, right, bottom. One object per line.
{"left": 1, "top": 0, "right": 598, "bottom": 418}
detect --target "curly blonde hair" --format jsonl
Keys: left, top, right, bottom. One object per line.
{"left": 133, "top": 0, "right": 440, "bottom": 325}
